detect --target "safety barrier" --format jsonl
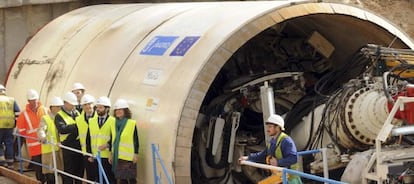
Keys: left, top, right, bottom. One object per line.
{"left": 14, "top": 132, "right": 109, "bottom": 184}
{"left": 241, "top": 148, "right": 346, "bottom": 184}
{"left": 151, "top": 143, "right": 173, "bottom": 184}
{"left": 241, "top": 160, "right": 347, "bottom": 184}
{"left": 297, "top": 148, "right": 329, "bottom": 182}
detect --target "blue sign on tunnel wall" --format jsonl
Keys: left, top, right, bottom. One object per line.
{"left": 140, "top": 36, "right": 179, "bottom": 56}
{"left": 170, "top": 36, "right": 200, "bottom": 56}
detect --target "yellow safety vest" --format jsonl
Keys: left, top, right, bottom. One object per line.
{"left": 274, "top": 132, "right": 299, "bottom": 170}
{"left": 111, "top": 119, "right": 136, "bottom": 161}
{"left": 0, "top": 96, "right": 15, "bottom": 128}
{"left": 76, "top": 111, "right": 97, "bottom": 153}
{"left": 57, "top": 110, "right": 77, "bottom": 142}
{"left": 89, "top": 116, "right": 115, "bottom": 158}
{"left": 41, "top": 115, "right": 59, "bottom": 153}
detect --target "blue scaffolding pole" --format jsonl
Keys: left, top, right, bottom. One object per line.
{"left": 152, "top": 143, "right": 173, "bottom": 184}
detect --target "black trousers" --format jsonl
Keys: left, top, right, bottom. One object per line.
{"left": 62, "top": 148, "right": 84, "bottom": 184}
{"left": 84, "top": 156, "right": 116, "bottom": 184}
{"left": 31, "top": 155, "right": 45, "bottom": 183}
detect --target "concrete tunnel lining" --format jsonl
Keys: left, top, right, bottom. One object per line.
{"left": 4, "top": 1, "right": 414, "bottom": 184}
{"left": 177, "top": 2, "right": 414, "bottom": 183}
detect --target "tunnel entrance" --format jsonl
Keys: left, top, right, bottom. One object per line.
{"left": 189, "top": 12, "right": 410, "bottom": 183}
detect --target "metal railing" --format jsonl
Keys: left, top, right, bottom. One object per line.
{"left": 14, "top": 132, "right": 109, "bottom": 184}
{"left": 241, "top": 160, "right": 347, "bottom": 184}
{"left": 241, "top": 148, "right": 346, "bottom": 184}
{"left": 297, "top": 148, "right": 329, "bottom": 182}
{"left": 151, "top": 143, "right": 173, "bottom": 184}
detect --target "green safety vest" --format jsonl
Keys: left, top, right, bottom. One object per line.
{"left": 89, "top": 115, "right": 114, "bottom": 158}
{"left": 269, "top": 132, "right": 302, "bottom": 183}
{"left": 41, "top": 115, "right": 59, "bottom": 153}
{"left": 111, "top": 119, "right": 136, "bottom": 161}
{"left": 76, "top": 111, "right": 97, "bottom": 154}
{"left": 57, "top": 110, "right": 78, "bottom": 142}
{"left": 0, "top": 96, "right": 15, "bottom": 128}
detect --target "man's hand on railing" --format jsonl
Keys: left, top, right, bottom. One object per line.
{"left": 269, "top": 157, "right": 278, "bottom": 166}
{"left": 238, "top": 156, "right": 248, "bottom": 165}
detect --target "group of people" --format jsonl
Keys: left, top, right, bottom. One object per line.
{"left": 0, "top": 83, "right": 139, "bottom": 184}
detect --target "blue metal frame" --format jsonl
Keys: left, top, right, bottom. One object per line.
{"left": 152, "top": 144, "right": 173, "bottom": 184}
{"left": 15, "top": 133, "right": 110, "bottom": 184}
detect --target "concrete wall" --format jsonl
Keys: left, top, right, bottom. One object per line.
{"left": 0, "top": 1, "right": 82, "bottom": 84}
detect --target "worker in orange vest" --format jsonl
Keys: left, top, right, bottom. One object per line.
{"left": 16, "top": 89, "right": 48, "bottom": 183}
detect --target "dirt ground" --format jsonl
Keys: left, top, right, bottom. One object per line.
{"left": 340, "top": 0, "right": 414, "bottom": 40}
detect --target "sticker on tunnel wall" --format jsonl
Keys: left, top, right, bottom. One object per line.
{"left": 146, "top": 97, "right": 160, "bottom": 111}
{"left": 143, "top": 69, "right": 163, "bottom": 86}
{"left": 140, "top": 36, "right": 179, "bottom": 56}
{"left": 170, "top": 36, "right": 200, "bottom": 56}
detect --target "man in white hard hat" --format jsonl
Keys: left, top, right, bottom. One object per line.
{"left": 71, "top": 82, "right": 86, "bottom": 112}
{"left": 86, "top": 96, "right": 116, "bottom": 183}
{"left": 239, "top": 114, "right": 302, "bottom": 184}
{"left": 0, "top": 84, "right": 20, "bottom": 169}
{"left": 37, "top": 96, "right": 64, "bottom": 184}
{"left": 75, "top": 94, "right": 97, "bottom": 182}
{"left": 55, "top": 92, "right": 83, "bottom": 184}
{"left": 16, "top": 89, "right": 48, "bottom": 182}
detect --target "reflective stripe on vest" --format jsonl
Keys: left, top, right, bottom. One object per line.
{"left": 76, "top": 111, "right": 97, "bottom": 153}
{"left": 41, "top": 115, "right": 59, "bottom": 154}
{"left": 90, "top": 116, "right": 114, "bottom": 158}
{"left": 0, "top": 96, "right": 15, "bottom": 128}
{"left": 111, "top": 119, "right": 136, "bottom": 161}
{"left": 274, "top": 132, "right": 299, "bottom": 171}
{"left": 57, "top": 110, "right": 77, "bottom": 142}
{"left": 22, "top": 110, "right": 42, "bottom": 156}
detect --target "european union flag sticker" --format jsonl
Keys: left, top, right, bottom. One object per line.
{"left": 140, "top": 36, "right": 179, "bottom": 56}
{"left": 170, "top": 36, "right": 200, "bottom": 56}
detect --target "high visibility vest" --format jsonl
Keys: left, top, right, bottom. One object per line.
{"left": 76, "top": 111, "right": 97, "bottom": 153}
{"left": 89, "top": 115, "right": 115, "bottom": 158}
{"left": 16, "top": 104, "right": 48, "bottom": 156}
{"left": 272, "top": 132, "right": 300, "bottom": 171}
{"left": 0, "top": 96, "right": 15, "bottom": 128}
{"left": 57, "top": 110, "right": 78, "bottom": 142}
{"left": 41, "top": 115, "right": 59, "bottom": 153}
{"left": 111, "top": 119, "right": 136, "bottom": 161}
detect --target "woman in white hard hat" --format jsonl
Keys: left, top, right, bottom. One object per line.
{"left": 37, "top": 96, "right": 64, "bottom": 184}
{"left": 239, "top": 114, "right": 302, "bottom": 184}
{"left": 108, "top": 99, "right": 139, "bottom": 184}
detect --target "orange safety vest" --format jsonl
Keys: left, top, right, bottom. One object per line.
{"left": 16, "top": 102, "right": 48, "bottom": 157}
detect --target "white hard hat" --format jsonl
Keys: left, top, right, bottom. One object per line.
{"left": 96, "top": 96, "right": 111, "bottom": 107}
{"left": 113, "top": 99, "right": 129, "bottom": 109}
{"left": 27, "top": 89, "right": 39, "bottom": 100}
{"left": 0, "top": 84, "right": 5, "bottom": 91}
{"left": 72, "top": 82, "right": 85, "bottom": 91}
{"left": 50, "top": 96, "right": 64, "bottom": 106}
{"left": 63, "top": 92, "right": 78, "bottom": 105}
{"left": 266, "top": 114, "right": 285, "bottom": 131}
{"left": 80, "top": 94, "right": 95, "bottom": 105}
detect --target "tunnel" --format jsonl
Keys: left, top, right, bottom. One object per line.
{"left": 4, "top": 1, "right": 414, "bottom": 183}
